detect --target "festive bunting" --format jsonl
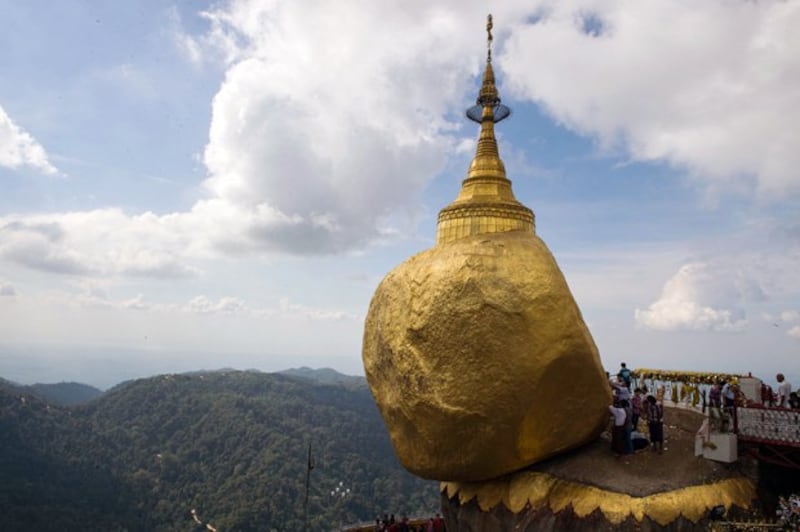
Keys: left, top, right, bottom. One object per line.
{"left": 633, "top": 369, "right": 743, "bottom": 386}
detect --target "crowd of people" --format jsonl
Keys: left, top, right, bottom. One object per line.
{"left": 709, "top": 372, "right": 797, "bottom": 415}
{"left": 608, "top": 362, "right": 664, "bottom": 456}
{"left": 608, "top": 365, "right": 797, "bottom": 452}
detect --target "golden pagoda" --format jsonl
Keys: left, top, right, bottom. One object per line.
{"left": 436, "top": 15, "right": 534, "bottom": 244}
{"left": 362, "top": 14, "right": 611, "bottom": 483}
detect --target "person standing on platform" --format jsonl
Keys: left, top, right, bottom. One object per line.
{"left": 721, "top": 381, "right": 736, "bottom": 409}
{"left": 623, "top": 399, "right": 634, "bottom": 455}
{"left": 609, "top": 401, "right": 628, "bottom": 455}
{"left": 618, "top": 362, "right": 632, "bottom": 389}
{"left": 631, "top": 388, "right": 643, "bottom": 431}
{"left": 709, "top": 381, "right": 721, "bottom": 409}
{"left": 611, "top": 376, "right": 631, "bottom": 404}
{"left": 777, "top": 373, "right": 792, "bottom": 407}
{"left": 646, "top": 395, "right": 664, "bottom": 454}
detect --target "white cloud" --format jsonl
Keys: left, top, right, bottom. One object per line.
{"left": 2, "top": 3, "right": 502, "bottom": 274}
{"left": 605, "top": 213, "right": 800, "bottom": 336}
{"left": 120, "top": 294, "right": 150, "bottom": 311}
{"left": 197, "top": 1, "right": 496, "bottom": 255}
{"left": 781, "top": 310, "right": 800, "bottom": 323}
{"left": 635, "top": 263, "right": 747, "bottom": 332}
{"left": 169, "top": 6, "right": 236, "bottom": 66}
{"left": 789, "top": 325, "right": 800, "bottom": 340}
{"left": 181, "top": 294, "right": 357, "bottom": 320}
{"left": 278, "top": 297, "right": 357, "bottom": 321}
{"left": 502, "top": 1, "right": 800, "bottom": 198}
{"left": 177, "top": 294, "right": 358, "bottom": 321}
{"left": 0, "top": 210, "right": 200, "bottom": 279}
{"left": 184, "top": 295, "right": 246, "bottom": 314}
{"left": 0, "top": 105, "right": 59, "bottom": 175}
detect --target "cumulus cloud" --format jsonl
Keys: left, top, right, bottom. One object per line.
{"left": 0, "top": 211, "right": 200, "bottom": 278}
{"left": 502, "top": 1, "right": 800, "bottom": 198}
{"left": 635, "top": 263, "right": 747, "bottom": 332}
{"left": 789, "top": 325, "right": 800, "bottom": 340}
{"left": 1, "top": 2, "right": 506, "bottom": 275}
{"left": 0, "top": 105, "right": 59, "bottom": 175}
{"left": 195, "top": 1, "right": 504, "bottom": 254}
{"left": 0, "top": 220, "right": 90, "bottom": 275}
{"left": 635, "top": 214, "right": 800, "bottom": 334}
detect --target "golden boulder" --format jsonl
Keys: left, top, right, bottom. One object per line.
{"left": 363, "top": 231, "right": 611, "bottom": 482}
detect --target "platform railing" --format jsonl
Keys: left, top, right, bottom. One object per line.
{"left": 736, "top": 405, "right": 800, "bottom": 446}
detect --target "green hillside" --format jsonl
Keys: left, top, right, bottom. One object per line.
{"left": 279, "top": 366, "right": 366, "bottom": 387}
{"left": 0, "top": 371, "right": 438, "bottom": 531}
{"left": 0, "top": 377, "right": 104, "bottom": 406}
{"left": 28, "top": 381, "right": 104, "bottom": 405}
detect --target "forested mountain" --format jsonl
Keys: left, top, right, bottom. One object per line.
{"left": 0, "top": 371, "right": 438, "bottom": 531}
{"left": 28, "top": 381, "right": 104, "bottom": 405}
{"left": 279, "top": 366, "right": 366, "bottom": 386}
{"left": 0, "top": 377, "right": 103, "bottom": 406}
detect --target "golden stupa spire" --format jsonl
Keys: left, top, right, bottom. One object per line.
{"left": 436, "top": 14, "right": 535, "bottom": 245}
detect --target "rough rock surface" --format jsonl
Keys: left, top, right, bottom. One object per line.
{"left": 362, "top": 231, "right": 611, "bottom": 482}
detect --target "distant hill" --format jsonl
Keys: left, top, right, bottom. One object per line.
{"left": 0, "top": 377, "right": 22, "bottom": 393}
{"left": 27, "top": 381, "right": 103, "bottom": 405}
{"left": 0, "top": 377, "right": 103, "bottom": 406}
{"left": 0, "top": 370, "right": 437, "bottom": 530}
{"left": 279, "top": 366, "right": 366, "bottom": 386}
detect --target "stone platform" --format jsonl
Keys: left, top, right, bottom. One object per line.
{"left": 440, "top": 407, "right": 757, "bottom": 531}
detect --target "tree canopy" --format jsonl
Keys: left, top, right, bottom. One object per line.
{"left": 0, "top": 371, "right": 439, "bottom": 531}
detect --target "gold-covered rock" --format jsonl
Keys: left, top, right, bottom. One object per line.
{"left": 362, "top": 231, "right": 611, "bottom": 482}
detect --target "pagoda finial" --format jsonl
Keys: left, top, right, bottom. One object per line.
{"left": 435, "top": 15, "right": 535, "bottom": 244}
{"left": 487, "top": 14, "right": 494, "bottom": 63}
{"left": 466, "top": 14, "right": 509, "bottom": 124}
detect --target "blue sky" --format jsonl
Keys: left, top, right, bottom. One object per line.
{"left": 1, "top": 1, "right": 798, "bottom": 389}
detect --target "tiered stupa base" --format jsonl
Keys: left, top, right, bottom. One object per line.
{"left": 442, "top": 473, "right": 754, "bottom": 531}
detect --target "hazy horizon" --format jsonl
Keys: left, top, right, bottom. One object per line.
{"left": 0, "top": 343, "right": 366, "bottom": 390}
{"left": 2, "top": 342, "right": 797, "bottom": 395}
